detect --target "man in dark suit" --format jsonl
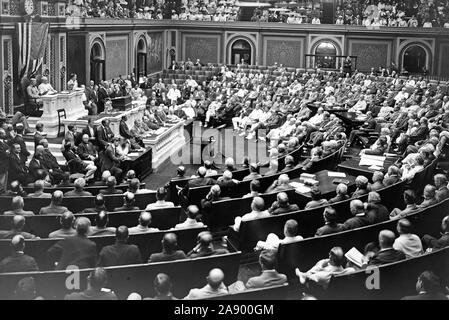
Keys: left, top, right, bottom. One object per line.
{"left": 401, "top": 271, "right": 448, "bottom": 300}
{"left": 268, "top": 192, "right": 300, "bottom": 215}
{"left": 83, "top": 194, "right": 107, "bottom": 213}
{"left": 65, "top": 267, "right": 117, "bottom": 300}
{"left": 368, "top": 230, "right": 406, "bottom": 266}
{"left": 77, "top": 134, "right": 97, "bottom": 162}
{"left": 149, "top": 233, "right": 187, "bottom": 263}
{"left": 97, "top": 226, "right": 142, "bottom": 267}
{"left": 8, "top": 143, "right": 28, "bottom": 185}
{"left": 245, "top": 249, "right": 287, "bottom": 289}
{"left": 0, "top": 235, "right": 39, "bottom": 273}
{"left": 28, "top": 146, "right": 49, "bottom": 182}
{"left": 47, "top": 217, "right": 97, "bottom": 270}
{"left": 3, "top": 196, "right": 35, "bottom": 216}
{"left": 33, "top": 123, "right": 45, "bottom": 151}
{"left": 328, "top": 183, "right": 349, "bottom": 204}
{"left": 97, "top": 82, "right": 110, "bottom": 114}
{"left": 365, "top": 191, "right": 390, "bottom": 223}
{"left": 188, "top": 167, "right": 216, "bottom": 188}
{"left": 119, "top": 115, "right": 144, "bottom": 148}
{"left": 315, "top": 207, "right": 344, "bottom": 237}
{"left": 11, "top": 124, "right": 30, "bottom": 163}
{"left": 421, "top": 215, "right": 449, "bottom": 250}
{"left": 100, "top": 139, "right": 124, "bottom": 183}
{"left": 0, "top": 215, "right": 38, "bottom": 239}
{"left": 113, "top": 192, "right": 139, "bottom": 212}
{"left": 96, "top": 119, "right": 114, "bottom": 151}
{"left": 39, "top": 191, "right": 69, "bottom": 215}
{"left": 0, "top": 128, "right": 9, "bottom": 193}
{"left": 342, "top": 199, "right": 375, "bottom": 231}
{"left": 187, "top": 231, "right": 229, "bottom": 258}
{"left": 81, "top": 118, "right": 97, "bottom": 143}
{"left": 99, "top": 176, "right": 123, "bottom": 195}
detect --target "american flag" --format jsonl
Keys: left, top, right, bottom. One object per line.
{"left": 16, "top": 21, "right": 49, "bottom": 81}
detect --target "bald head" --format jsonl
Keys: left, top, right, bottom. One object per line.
{"left": 162, "top": 233, "right": 178, "bottom": 253}
{"left": 51, "top": 190, "right": 64, "bottom": 205}
{"left": 11, "top": 235, "right": 25, "bottom": 252}
{"left": 197, "top": 167, "right": 207, "bottom": 177}
{"left": 12, "top": 215, "right": 26, "bottom": 231}
{"left": 116, "top": 225, "right": 129, "bottom": 242}
{"left": 277, "top": 192, "right": 289, "bottom": 206}
{"left": 198, "top": 231, "right": 213, "bottom": 248}
{"left": 378, "top": 230, "right": 396, "bottom": 249}
{"left": 207, "top": 268, "right": 225, "bottom": 289}
{"left": 223, "top": 170, "right": 232, "bottom": 180}
{"left": 278, "top": 174, "right": 290, "bottom": 185}
{"left": 11, "top": 196, "right": 24, "bottom": 211}
{"left": 139, "top": 211, "right": 152, "bottom": 227}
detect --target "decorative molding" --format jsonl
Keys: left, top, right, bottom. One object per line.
{"left": 225, "top": 32, "right": 257, "bottom": 65}
{"left": 348, "top": 39, "right": 392, "bottom": 71}
{"left": 263, "top": 36, "right": 304, "bottom": 68}
{"left": 182, "top": 33, "right": 221, "bottom": 63}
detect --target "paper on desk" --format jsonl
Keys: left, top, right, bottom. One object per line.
{"left": 127, "top": 152, "right": 140, "bottom": 157}
{"left": 290, "top": 182, "right": 312, "bottom": 194}
{"left": 327, "top": 171, "right": 346, "bottom": 178}
{"left": 359, "top": 154, "right": 385, "bottom": 167}
{"left": 368, "top": 165, "right": 383, "bottom": 171}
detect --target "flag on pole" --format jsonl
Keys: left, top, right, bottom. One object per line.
{"left": 16, "top": 21, "right": 49, "bottom": 81}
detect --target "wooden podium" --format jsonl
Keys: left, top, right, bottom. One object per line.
{"left": 40, "top": 89, "right": 88, "bottom": 138}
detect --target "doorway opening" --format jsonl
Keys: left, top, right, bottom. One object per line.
{"left": 90, "top": 42, "right": 105, "bottom": 84}
{"left": 231, "top": 39, "right": 251, "bottom": 65}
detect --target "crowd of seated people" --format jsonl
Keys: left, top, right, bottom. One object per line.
{"left": 1, "top": 60, "right": 449, "bottom": 299}
{"left": 66, "top": 0, "right": 240, "bottom": 21}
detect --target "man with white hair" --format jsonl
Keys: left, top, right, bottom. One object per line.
{"left": 265, "top": 174, "right": 291, "bottom": 193}
{"left": 167, "top": 84, "right": 181, "bottom": 104}
{"left": 64, "top": 178, "right": 93, "bottom": 197}
{"left": 328, "top": 183, "right": 349, "bottom": 204}
{"left": 184, "top": 268, "right": 228, "bottom": 299}
{"left": 38, "top": 76, "right": 57, "bottom": 95}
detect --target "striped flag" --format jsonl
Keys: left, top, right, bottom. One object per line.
{"left": 16, "top": 21, "right": 49, "bottom": 81}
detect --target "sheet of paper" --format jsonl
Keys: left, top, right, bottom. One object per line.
{"left": 327, "top": 171, "right": 346, "bottom": 178}
{"left": 368, "top": 165, "right": 383, "bottom": 171}
{"left": 127, "top": 152, "right": 140, "bottom": 157}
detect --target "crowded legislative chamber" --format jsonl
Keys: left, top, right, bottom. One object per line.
{"left": 0, "top": 0, "right": 448, "bottom": 301}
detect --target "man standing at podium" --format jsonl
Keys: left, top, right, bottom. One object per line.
{"left": 38, "top": 77, "right": 57, "bottom": 95}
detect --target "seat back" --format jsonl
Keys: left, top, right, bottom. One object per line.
{"left": 205, "top": 283, "right": 289, "bottom": 300}
{"left": 0, "top": 251, "right": 242, "bottom": 300}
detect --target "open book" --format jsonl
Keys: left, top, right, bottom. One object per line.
{"left": 345, "top": 247, "right": 367, "bottom": 268}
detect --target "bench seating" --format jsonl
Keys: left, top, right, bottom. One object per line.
{"left": 229, "top": 180, "right": 406, "bottom": 253}
{"left": 277, "top": 198, "right": 449, "bottom": 278}
{"left": 0, "top": 191, "right": 157, "bottom": 214}
{"left": 321, "top": 247, "right": 449, "bottom": 300}
{"left": 204, "top": 283, "right": 289, "bottom": 300}
{"left": 0, "top": 227, "right": 207, "bottom": 271}
{"left": 22, "top": 183, "right": 147, "bottom": 196}
{"left": 0, "top": 251, "right": 241, "bottom": 300}
{"left": 0, "top": 207, "right": 183, "bottom": 238}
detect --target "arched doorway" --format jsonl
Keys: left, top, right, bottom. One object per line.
{"left": 314, "top": 41, "right": 337, "bottom": 69}
{"left": 231, "top": 40, "right": 251, "bottom": 65}
{"left": 403, "top": 45, "right": 427, "bottom": 74}
{"left": 90, "top": 42, "right": 105, "bottom": 84}
{"left": 136, "top": 38, "right": 147, "bottom": 77}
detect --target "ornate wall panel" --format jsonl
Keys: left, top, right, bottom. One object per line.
{"left": 263, "top": 37, "right": 304, "bottom": 67}
{"left": 348, "top": 40, "right": 391, "bottom": 71}
{"left": 183, "top": 34, "right": 220, "bottom": 63}
{"left": 147, "top": 32, "right": 163, "bottom": 75}
{"left": 439, "top": 43, "right": 449, "bottom": 77}
{"left": 105, "top": 35, "right": 129, "bottom": 79}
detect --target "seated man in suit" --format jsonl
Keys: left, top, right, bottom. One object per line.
{"left": 148, "top": 233, "right": 187, "bottom": 263}
{"left": 65, "top": 267, "right": 117, "bottom": 300}
{"left": 243, "top": 179, "right": 262, "bottom": 198}
{"left": 64, "top": 178, "right": 93, "bottom": 197}
{"left": 40, "top": 139, "right": 65, "bottom": 184}
{"left": 128, "top": 211, "right": 160, "bottom": 234}
{"left": 100, "top": 139, "right": 124, "bottom": 183}
{"left": 97, "top": 226, "right": 142, "bottom": 267}
{"left": 265, "top": 174, "right": 292, "bottom": 194}
{"left": 255, "top": 219, "right": 304, "bottom": 251}
{"left": 389, "top": 189, "right": 420, "bottom": 220}
{"left": 268, "top": 192, "right": 300, "bottom": 215}
{"left": 393, "top": 218, "right": 423, "bottom": 258}
{"left": 3, "top": 196, "right": 34, "bottom": 216}
{"left": 47, "top": 217, "right": 97, "bottom": 270}
{"left": 421, "top": 215, "right": 449, "bottom": 250}
{"left": 188, "top": 167, "right": 216, "bottom": 188}
{"left": 146, "top": 187, "right": 174, "bottom": 210}
{"left": 382, "top": 165, "right": 401, "bottom": 186}
{"left": 401, "top": 271, "right": 448, "bottom": 300}
{"left": 62, "top": 143, "right": 97, "bottom": 183}
{"left": 48, "top": 211, "right": 77, "bottom": 238}
{"left": 342, "top": 199, "right": 375, "bottom": 230}
{"left": 83, "top": 193, "right": 107, "bottom": 213}
{"left": 77, "top": 134, "right": 98, "bottom": 162}
{"left": 368, "top": 230, "right": 406, "bottom": 266}
{"left": 8, "top": 143, "right": 28, "bottom": 185}
{"left": 99, "top": 176, "right": 123, "bottom": 195}
{"left": 245, "top": 250, "right": 288, "bottom": 289}
{"left": 418, "top": 185, "right": 438, "bottom": 209}
{"left": 369, "top": 171, "right": 385, "bottom": 192}
{"left": 232, "top": 197, "right": 271, "bottom": 232}
{"left": 184, "top": 268, "right": 228, "bottom": 299}
{"left": 328, "top": 183, "right": 349, "bottom": 204}
{"left": 39, "top": 191, "right": 69, "bottom": 215}
{"left": 28, "top": 180, "right": 51, "bottom": 198}
{"left": 174, "top": 205, "right": 205, "bottom": 229}
{"left": 315, "top": 207, "right": 344, "bottom": 237}
{"left": 0, "top": 215, "right": 38, "bottom": 239}
{"left": 28, "top": 145, "right": 50, "bottom": 182}
{"left": 434, "top": 174, "right": 449, "bottom": 202}
{"left": 114, "top": 192, "right": 140, "bottom": 212}
{"left": 296, "top": 246, "right": 353, "bottom": 287}
{"left": 187, "top": 231, "right": 229, "bottom": 259}
{"left": 305, "top": 187, "right": 329, "bottom": 209}
{"left": 4, "top": 180, "right": 28, "bottom": 197}
{"left": 351, "top": 175, "right": 370, "bottom": 198}
{"left": 0, "top": 235, "right": 39, "bottom": 273}
{"left": 145, "top": 273, "right": 178, "bottom": 300}
{"left": 217, "top": 170, "right": 239, "bottom": 195}
{"left": 89, "top": 211, "right": 116, "bottom": 236}
{"left": 365, "top": 191, "right": 390, "bottom": 223}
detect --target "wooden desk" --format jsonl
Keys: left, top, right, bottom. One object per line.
{"left": 122, "top": 147, "right": 153, "bottom": 180}
{"left": 338, "top": 156, "right": 398, "bottom": 180}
